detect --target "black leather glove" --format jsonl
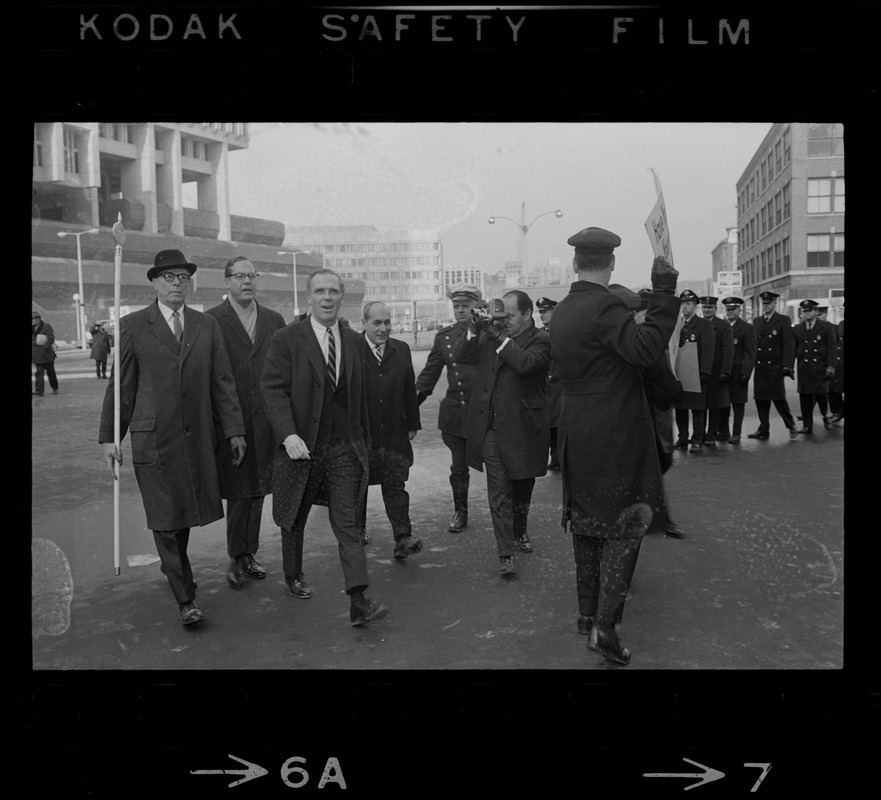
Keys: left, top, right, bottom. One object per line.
{"left": 699, "top": 373, "right": 710, "bottom": 386}
{"left": 825, "top": 366, "right": 836, "bottom": 379}
{"left": 783, "top": 367, "right": 794, "bottom": 379}
{"left": 719, "top": 373, "right": 730, "bottom": 384}
{"left": 650, "top": 255, "right": 678, "bottom": 294}
{"left": 417, "top": 391, "right": 428, "bottom": 406}
{"left": 739, "top": 375, "right": 749, "bottom": 385}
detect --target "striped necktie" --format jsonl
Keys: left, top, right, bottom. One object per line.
{"left": 374, "top": 344, "right": 383, "bottom": 364}
{"left": 172, "top": 310, "right": 182, "bottom": 342}
{"left": 326, "top": 327, "right": 337, "bottom": 388}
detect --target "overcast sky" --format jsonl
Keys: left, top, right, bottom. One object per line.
{"left": 227, "top": 122, "right": 771, "bottom": 289}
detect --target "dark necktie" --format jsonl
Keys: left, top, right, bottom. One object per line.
{"left": 327, "top": 327, "right": 337, "bottom": 388}
{"left": 172, "top": 310, "right": 182, "bottom": 342}
{"left": 807, "top": 322, "right": 813, "bottom": 331}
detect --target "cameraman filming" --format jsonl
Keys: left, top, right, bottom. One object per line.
{"left": 453, "top": 290, "right": 551, "bottom": 576}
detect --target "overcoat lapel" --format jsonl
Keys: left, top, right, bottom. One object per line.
{"left": 179, "top": 305, "right": 201, "bottom": 365}
{"left": 147, "top": 300, "right": 182, "bottom": 356}
{"left": 301, "top": 321, "right": 327, "bottom": 383}
{"left": 222, "top": 298, "right": 255, "bottom": 351}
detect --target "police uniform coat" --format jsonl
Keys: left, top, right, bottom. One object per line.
{"left": 793, "top": 317, "right": 837, "bottom": 395}
{"left": 673, "top": 315, "right": 714, "bottom": 411}
{"left": 32, "top": 320, "right": 57, "bottom": 364}
{"left": 544, "top": 325, "right": 563, "bottom": 427}
{"left": 97, "top": 301, "right": 246, "bottom": 531}
{"left": 455, "top": 320, "right": 551, "bottom": 480}
{"left": 752, "top": 311, "right": 795, "bottom": 401}
{"left": 363, "top": 335, "right": 421, "bottom": 480}
{"left": 830, "top": 320, "right": 844, "bottom": 393}
{"left": 205, "top": 299, "right": 286, "bottom": 499}
{"left": 727, "top": 317, "right": 757, "bottom": 405}
{"left": 415, "top": 322, "right": 477, "bottom": 437}
{"left": 551, "top": 282, "right": 680, "bottom": 537}
{"left": 705, "top": 316, "right": 734, "bottom": 409}
{"left": 260, "top": 319, "right": 371, "bottom": 530}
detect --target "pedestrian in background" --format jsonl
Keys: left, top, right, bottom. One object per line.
{"left": 536, "top": 297, "right": 562, "bottom": 470}
{"left": 32, "top": 310, "right": 59, "bottom": 396}
{"left": 673, "top": 289, "right": 714, "bottom": 452}
{"left": 89, "top": 322, "right": 111, "bottom": 379}
{"left": 205, "top": 256, "right": 286, "bottom": 590}
{"left": 99, "top": 249, "right": 247, "bottom": 626}
{"left": 359, "top": 301, "right": 423, "bottom": 560}
{"left": 552, "top": 226, "right": 680, "bottom": 666}
{"left": 717, "top": 297, "right": 756, "bottom": 444}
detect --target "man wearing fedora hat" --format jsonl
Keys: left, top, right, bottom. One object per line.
{"left": 98, "top": 249, "right": 247, "bottom": 626}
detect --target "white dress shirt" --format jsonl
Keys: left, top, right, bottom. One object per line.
{"left": 158, "top": 301, "right": 185, "bottom": 335}
{"left": 310, "top": 315, "right": 343, "bottom": 375}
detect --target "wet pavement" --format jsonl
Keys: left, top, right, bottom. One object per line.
{"left": 32, "top": 349, "right": 843, "bottom": 670}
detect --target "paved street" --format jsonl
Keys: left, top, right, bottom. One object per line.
{"left": 32, "top": 348, "right": 843, "bottom": 670}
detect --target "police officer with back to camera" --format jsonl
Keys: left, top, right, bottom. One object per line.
{"left": 673, "top": 289, "right": 714, "bottom": 452}
{"left": 792, "top": 298, "right": 837, "bottom": 434}
{"left": 717, "top": 297, "right": 756, "bottom": 444}
{"left": 698, "top": 296, "right": 733, "bottom": 446}
{"left": 415, "top": 283, "right": 481, "bottom": 533}
{"left": 828, "top": 307, "right": 844, "bottom": 424}
{"left": 748, "top": 290, "right": 798, "bottom": 440}
{"left": 536, "top": 296, "right": 562, "bottom": 470}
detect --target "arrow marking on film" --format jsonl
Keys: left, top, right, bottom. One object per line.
{"left": 644, "top": 758, "right": 726, "bottom": 790}
{"left": 191, "top": 754, "right": 269, "bottom": 787}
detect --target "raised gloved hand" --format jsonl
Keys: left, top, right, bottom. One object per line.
{"left": 650, "top": 255, "right": 678, "bottom": 294}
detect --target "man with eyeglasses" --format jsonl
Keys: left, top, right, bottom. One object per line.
{"left": 206, "top": 257, "right": 286, "bottom": 589}
{"left": 99, "top": 249, "right": 247, "bottom": 626}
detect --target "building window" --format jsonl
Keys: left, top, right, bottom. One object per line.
{"left": 806, "top": 234, "right": 835, "bottom": 267}
{"left": 783, "top": 183, "right": 791, "bottom": 218}
{"left": 775, "top": 193, "right": 782, "bottom": 226}
{"left": 63, "top": 127, "right": 80, "bottom": 174}
{"left": 774, "top": 243, "right": 781, "bottom": 275}
{"left": 33, "top": 127, "right": 43, "bottom": 167}
{"left": 760, "top": 161, "right": 767, "bottom": 191}
{"left": 775, "top": 141, "right": 782, "bottom": 172}
{"left": 833, "top": 233, "right": 845, "bottom": 267}
{"left": 807, "top": 123, "right": 844, "bottom": 157}
{"left": 783, "top": 237, "right": 790, "bottom": 271}
{"left": 807, "top": 178, "right": 831, "bottom": 213}
{"left": 834, "top": 177, "right": 845, "bottom": 212}
{"left": 760, "top": 206, "right": 767, "bottom": 236}
{"left": 783, "top": 128, "right": 791, "bottom": 163}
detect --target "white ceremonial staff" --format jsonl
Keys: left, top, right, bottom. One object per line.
{"left": 111, "top": 213, "right": 126, "bottom": 576}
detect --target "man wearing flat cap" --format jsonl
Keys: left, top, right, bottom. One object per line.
{"left": 415, "top": 283, "right": 481, "bottom": 533}
{"left": 792, "top": 299, "right": 837, "bottom": 434}
{"left": 536, "top": 297, "right": 562, "bottom": 470}
{"left": 552, "top": 226, "right": 680, "bottom": 666}
{"left": 748, "top": 291, "right": 798, "bottom": 440}
{"left": 698, "top": 296, "right": 733, "bottom": 446}
{"left": 32, "top": 310, "right": 59, "bottom": 396}
{"left": 99, "top": 249, "right": 247, "bottom": 626}
{"left": 673, "top": 289, "right": 715, "bottom": 452}
{"left": 716, "top": 297, "right": 756, "bottom": 444}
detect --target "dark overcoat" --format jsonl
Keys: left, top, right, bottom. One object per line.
{"left": 551, "top": 281, "right": 680, "bottom": 538}
{"left": 752, "top": 311, "right": 795, "bottom": 401}
{"left": 363, "top": 335, "right": 421, "bottom": 481}
{"left": 830, "top": 320, "right": 844, "bottom": 393}
{"left": 705, "top": 316, "right": 734, "bottom": 409}
{"left": 97, "top": 301, "right": 246, "bottom": 530}
{"left": 89, "top": 329, "right": 111, "bottom": 361}
{"left": 793, "top": 318, "right": 837, "bottom": 395}
{"left": 415, "top": 322, "right": 477, "bottom": 437}
{"left": 32, "top": 320, "right": 56, "bottom": 364}
{"left": 728, "top": 318, "right": 757, "bottom": 405}
{"left": 544, "top": 324, "right": 563, "bottom": 427}
{"left": 205, "top": 299, "right": 286, "bottom": 499}
{"left": 454, "top": 321, "right": 551, "bottom": 480}
{"left": 673, "top": 314, "right": 714, "bottom": 411}
{"left": 260, "top": 319, "right": 370, "bottom": 530}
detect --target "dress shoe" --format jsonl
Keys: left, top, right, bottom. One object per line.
{"left": 823, "top": 416, "right": 833, "bottom": 430}
{"left": 665, "top": 521, "right": 685, "bottom": 538}
{"left": 789, "top": 426, "right": 800, "bottom": 439}
{"left": 33, "top": 392, "right": 44, "bottom": 397}
{"left": 716, "top": 434, "right": 730, "bottom": 442}
{"left": 747, "top": 430, "right": 769, "bottom": 440}
{"left": 796, "top": 427, "right": 812, "bottom": 435}
{"left": 227, "top": 559, "right": 246, "bottom": 589}
{"left": 688, "top": 442, "right": 701, "bottom": 452}
{"left": 350, "top": 596, "right": 388, "bottom": 626}
{"left": 516, "top": 534, "right": 534, "bottom": 553}
{"left": 577, "top": 615, "right": 594, "bottom": 635}
{"left": 448, "top": 511, "right": 468, "bottom": 533}
{"left": 499, "top": 555, "right": 517, "bottom": 576}
{"left": 828, "top": 413, "right": 843, "bottom": 424}
{"left": 587, "top": 625, "right": 631, "bottom": 666}
{"left": 675, "top": 438, "right": 689, "bottom": 450}
{"left": 178, "top": 600, "right": 204, "bottom": 626}
{"left": 728, "top": 434, "right": 741, "bottom": 444}
{"left": 285, "top": 572, "right": 313, "bottom": 599}
{"left": 393, "top": 535, "right": 423, "bottom": 560}
{"left": 240, "top": 554, "right": 266, "bottom": 579}
{"left": 52, "top": 389, "right": 59, "bottom": 394}
{"left": 704, "top": 439, "right": 717, "bottom": 448}
{"left": 547, "top": 461, "right": 560, "bottom": 471}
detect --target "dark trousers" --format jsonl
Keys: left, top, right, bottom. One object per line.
{"left": 359, "top": 462, "right": 412, "bottom": 540}
{"left": 482, "top": 428, "right": 534, "bottom": 557}
{"left": 226, "top": 496, "right": 265, "bottom": 560}
{"left": 717, "top": 404, "right": 745, "bottom": 437}
{"left": 755, "top": 398, "right": 795, "bottom": 433}
{"left": 705, "top": 408, "right": 723, "bottom": 439}
{"left": 153, "top": 528, "right": 195, "bottom": 605}
{"left": 441, "top": 431, "right": 469, "bottom": 511}
{"left": 94, "top": 359, "right": 107, "bottom": 378}
{"left": 280, "top": 440, "right": 369, "bottom": 592}
{"left": 549, "top": 427, "right": 559, "bottom": 466}
{"left": 572, "top": 533, "right": 643, "bottom": 628}
{"left": 828, "top": 391, "right": 844, "bottom": 417}
{"left": 675, "top": 408, "right": 706, "bottom": 444}
{"left": 798, "top": 393, "right": 828, "bottom": 430}
{"left": 33, "top": 362, "right": 58, "bottom": 394}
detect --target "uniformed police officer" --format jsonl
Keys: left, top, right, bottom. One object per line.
{"left": 536, "top": 297, "right": 562, "bottom": 470}
{"left": 415, "top": 284, "right": 481, "bottom": 532}
{"left": 792, "top": 299, "right": 837, "bottom": 434}
{"left": 698, "top": 296, "right": 733, "bottom": 446}
{"left": 717, "top": 297, "right": 756, "bottom": 444}
{"left": 828, "top": 308, "right": 844, "bottom": 423}
{"left": 748, "top": 291, "right": 798, "bottom": 440}
{"left": 673, "top": 289, "right": 714, "bottom": 452}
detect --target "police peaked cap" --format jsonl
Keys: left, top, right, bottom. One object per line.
{"left": 758, "top": 291, "right": 779, "bottom": 302}
{"left": 535, "top": 297, "right": 558, "bottom": 310}
{"left": 799, "top": 299, "right": 820, "bottom": 310}
{"left": 567, "top": 226, "right": 621, "bottom": 254}
{"left": 679, "top": 289, "right": 700, "bottom": 302}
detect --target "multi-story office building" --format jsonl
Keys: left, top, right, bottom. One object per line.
{"left": 736, "top": 123, "right": 844, "bottom": 319}
{"left": 285, "top": 225, "right": 443, "bottom": 325}
{"left": 442, "top": 265, "right": 486, "bottom": 298}
{"left": 32, "top": 123, "right": 364, "bottom": 340}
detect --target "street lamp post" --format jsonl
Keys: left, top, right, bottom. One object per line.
{"left": 278, "top": 250, "right": 308, "bottom": 319}
{"left": 488, "top": 203, "right": 562, "bottom": 286}
{"left": 57, "top": 227, "right": 100, "bottom": 349}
